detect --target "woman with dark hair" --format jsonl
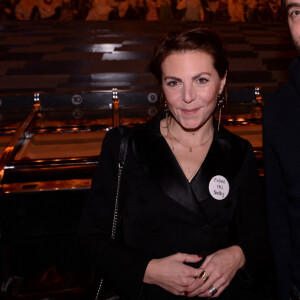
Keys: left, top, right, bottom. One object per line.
{"left": 79, "top": 27, "right": 265, "bottom": 300}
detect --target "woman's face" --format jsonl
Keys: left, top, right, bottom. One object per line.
{"left": 161, "top": 50, "right": 226, "bottom": 130}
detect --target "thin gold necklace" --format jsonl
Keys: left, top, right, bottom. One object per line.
{"left": 166, "top": 126, "right": 197, "bottom": 182}
{"left": 167, "top": 117, "right": 213, "bottom": 153}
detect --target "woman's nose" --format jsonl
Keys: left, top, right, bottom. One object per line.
{"left": 182, "top": 85, "right": 196, "bottom": 103}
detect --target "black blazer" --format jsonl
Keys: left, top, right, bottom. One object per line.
{"left": 263, "top": 56, "right": 300, "bottom": 300}
{"left": 79, "top": 112, "right": 265, "bottom": 300}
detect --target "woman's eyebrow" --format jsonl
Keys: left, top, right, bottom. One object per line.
{"left": 287, "top": 2, "right": 300, "bottom": 12}
{"left": 163, "top": 76, "right": 181, "bottom": 81}
{"left": 192, "top": 72, "right": 211, "bottom": 80}
{"left": 163, "top": 72, "right": 212, "bottom": 81}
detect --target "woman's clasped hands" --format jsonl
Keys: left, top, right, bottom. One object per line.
{"left": 143, "top": 246, "right": 245, "bottom": 298}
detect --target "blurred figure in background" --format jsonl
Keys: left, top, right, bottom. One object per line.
{"left": 60, "top": 0, "right": 74, "bottom": 20}
{"left": 85, "top": 0, "right": 113, "bottom": 20}
{"left": 265, "top": 0, "right": 282, "bottom": 21}
{"left": 145, "top": 0, "right": 158, "bottom": 20}
{"left": 257, "top": 0, "right": 267, "bottom": 21}
{"left": 245, "top": 0, "right": 257, "bottom": 22}
{"left": 204, "top": 0, "right": 219, "bottom": 21}
{"left": 184, "top": 0, "right": 204, "bottom": 21}
{"left": 175, "top": 0, "right": 186, "bottom": 20}
{"left": 0, "top": 0, "right": 15, "bottom": 19}
{"left": 116, "top": 0, "right": 130, "bottom": 19}
{"left": 157, "top": 0, "right": 173, "bottom": 20}
{"left": 14, "top": 0, "right": 38, "bottom": 19}
{"left": 228, "top": 0, "right": 245, "bottom": 22}
{"left": 38, "top": 0, "right": 61, "bottom": 19}
{"left": 137, "top": 0, "right": 148, "bottom": 19}
{"left": 217, "top": 0, "right": 230, "bottom": 21}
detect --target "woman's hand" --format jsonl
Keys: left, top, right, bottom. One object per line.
{"left": 184, "top": 246, "right": 245, "bottom": 298}
{"left": 143, "top": 252, "right": 202, "bottom": 296}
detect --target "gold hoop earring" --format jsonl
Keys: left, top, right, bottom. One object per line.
{"left": 217, "top": 92, "right": 225, "bottom": 132}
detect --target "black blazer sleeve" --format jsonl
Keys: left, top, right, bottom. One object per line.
{"left": 78, "top": 127, "right": 151, "bottom": 299}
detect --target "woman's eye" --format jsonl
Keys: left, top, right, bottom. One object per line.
{"left": 166, "top": 80, "right": 178, "bottom": 87}
{"left": 290, "top": 9, "right": 300, "bottom": 18}
{"left": 197, "top": 77, "right": 208, "bottom": 84}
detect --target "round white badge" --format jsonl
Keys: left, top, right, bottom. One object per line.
{"left": 209, "top": 175, "right": 230, "bottom": 200}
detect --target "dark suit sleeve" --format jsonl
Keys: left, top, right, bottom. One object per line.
{"left": 263, "top": 98, "right": 293, "bottom": 300}
{"left": 234, "top": 142, "right": 266, "bottom": 277}
{"left": 78, "top": 128, "right": 151, "bottom": 298}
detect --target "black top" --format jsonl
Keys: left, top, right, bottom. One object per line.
{"left": 79, "top": 111, "right": 265, "bottom": 300}
{"left": 263, "top": 56, "right": 300, "bottom": 300}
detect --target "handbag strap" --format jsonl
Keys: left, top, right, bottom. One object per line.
{"left": 95, "top": 126, "right": 129, "bottom": 300}
{"left": 111, "top": 126, "right": 129, "bottom": 239}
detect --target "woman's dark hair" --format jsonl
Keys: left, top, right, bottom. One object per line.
{"left": 149, "top": 27, "right": 228, "bottom": 84}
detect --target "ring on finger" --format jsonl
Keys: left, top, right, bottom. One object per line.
{"left": 208, "top": 285, "right": 218, "bottom": 296}
{"left": 199, "top": 270, "right": 209, "bottom": 282}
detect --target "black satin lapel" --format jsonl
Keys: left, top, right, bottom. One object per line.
{"left": 190, "top": 128, "right": 247, "bottom": 226}
{"left": 131, "top": 132, "right": 203, "bottom": 215}
{"left": 190, "top": 140, "right": 218, "bottom": 203}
